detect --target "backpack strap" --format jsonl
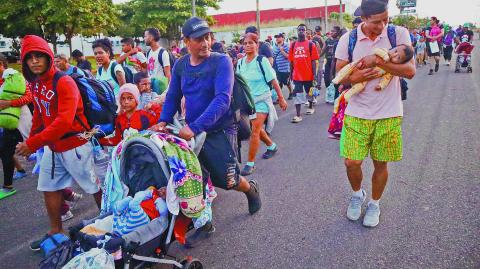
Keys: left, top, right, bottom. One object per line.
{"left": 109, "top": 61, "right": 120, "bottom": 85}
{"left": 158, "top": 48, "right": 165, "bottom": 70}
{"left": 308, "top": 41, "right": 313, "bottom": 58}
{"left": 348, "top": 28, "right": 358, "bottom": 63}
{"left": 52, "top": 71, "right": 90, "bottom": 131}
{"left": 348, "top": 25, "right": 397, "bottom": 63}
{"left": 387, "top": 25, "right": 397, "bottom": 48}
{"left": 256, "top": 55, "right": 271, "bottom": 89}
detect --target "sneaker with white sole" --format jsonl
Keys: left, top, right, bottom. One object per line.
{"left": 363, "top": 202, "right": 381, "bottom": 227}
{"left": 61, "top": 210, "right": 74, "bottom": 222}
{"left": 305, "top": 108, "right": 315, "bottom": 115}
{"left": 67, "top": 192, "right": 83, "bottom": 210}
{"left": 291, "top": 116, "right": 303, "bottom": 123}
{"left": 346, "top": 189, "right": 366, "bottom": 221}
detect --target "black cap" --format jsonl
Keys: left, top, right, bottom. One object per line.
{"left": 274, "top": 33, "right": 284, "bottom": 38}
{"left": 245, "top": 26, "right": 258, "bottom": 34}
{"left": 182, "top": 17, "right": 212, "bottom": 38}
{"left": 354, "top": 0, "right": 388, "bottom": 17}
{"left": 315, "top": 26, "right": 322, "bottom": 31}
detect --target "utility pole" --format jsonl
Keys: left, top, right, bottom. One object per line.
{"left": 256, "top": 0, "right": 261, "bottom": 35}
{"left": 339, "top": 0, "right": 343, "bottom": 27}
{"left": 192, "top": 0, "right": 196, "bottom": 16}
{"left": 324, "top": 0, "right": 328, "bottom": 32}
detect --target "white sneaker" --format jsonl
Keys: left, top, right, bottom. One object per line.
{"left": 312, "top": 98, "right": 318, "bottom": 105}
{"left": 67, "top": 192, "right": 83, "bottom": 210}
{"left": 363, "top": 202, "right": 381, "bottom": 227}
{"left": 61, "top": 210, "right": 74, "bottom": 222}
{"left": 304, "top": 101, "right": 310, "bottom": 107}
{"left": 305, "top": 108, "right": 315, "bottom": 115}
{"left": 346, "top": 189, "right": 366, "bottom": 221}
{"left": 291, "top": 116, "right": 303, "bottom": 123}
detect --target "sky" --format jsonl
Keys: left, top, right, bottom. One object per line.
{"left": 113, "top": 0, "right": 479, "bottom": 26}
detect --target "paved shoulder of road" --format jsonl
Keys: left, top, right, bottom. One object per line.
{"left": 0, "top": 42, "right": 479, "bottom": 269}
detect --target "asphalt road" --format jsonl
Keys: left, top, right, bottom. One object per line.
{"left": 1, "top": 43, "right": 479, "bottom": 269}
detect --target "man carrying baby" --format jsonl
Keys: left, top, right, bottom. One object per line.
{"left": 334, "top": 0, "right": 416, "bottom": 227}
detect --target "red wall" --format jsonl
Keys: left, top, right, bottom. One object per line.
{"left": 212, "top": 5, "right": 344, "bottom": 27}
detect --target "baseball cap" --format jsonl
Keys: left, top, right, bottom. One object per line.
{"left": 353, "top": 17, "right": 363, "bottom": 25}
{"left": 354, "top": 0, "right": 388, "bottom": 17}
{"left": 315, "top": 26, "right": 322, "bottom": 31}
{"left": 245, "top": 26, "right": 258, "bottom": 34}
{"left": 182, "top": 17, "right": 212, "bottom": 38}
{"left": 274, "top": 33, "right": 284, "bottom": 38}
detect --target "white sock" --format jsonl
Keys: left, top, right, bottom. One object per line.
{"left": 369, "top": 199, "right": 380, "bottom": 206}
{"left": 353, "top": 189, "right": 364, "bottom": 198}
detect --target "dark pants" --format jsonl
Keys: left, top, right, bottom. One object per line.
{"left": 443, "top": 45, "right": 453, "bottom": 61}
{"left": 198, "top": 129, "right": 240, "bottom": 190}
{"left": 0, "top": 129, "right": 22, "bottom": 187}
{"left": 324, "top": 59, "right": 334, "bottom": 88}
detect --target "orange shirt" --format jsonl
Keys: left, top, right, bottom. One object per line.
{"left": 289, "top": 40, "right": 319, "bottom": 81}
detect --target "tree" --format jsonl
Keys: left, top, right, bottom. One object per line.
{"left": 0, "top": 0, "right": 118, "bottom": 54}
{"left": 123, "top": 0, "right": 221, "bottom": 42}
{"left": 329, "top": 12, "right": 353, "bottom": 28}
{"left": 51, "top": 0, "right": 119, "bottom": 55}
{"left": 231, "top": 32, "right": 241, "bottom": 44}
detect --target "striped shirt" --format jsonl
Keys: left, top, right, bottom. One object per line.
{"left": 273, "top": 43, "right": 290, "bottom": 73}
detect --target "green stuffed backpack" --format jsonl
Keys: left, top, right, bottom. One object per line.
{"left": 0, "top": 69, "right": 26, "bottom": 129}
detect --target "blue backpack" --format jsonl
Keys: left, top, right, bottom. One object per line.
{"left": 53, "top": 72, "right": 118, "bottom": 137}
{"left": 348, "top": 25, "right": 397, "bottom": 62}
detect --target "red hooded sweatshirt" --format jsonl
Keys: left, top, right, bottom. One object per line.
{"left": 21, "top": 35, "right": 90, "bottom": 152}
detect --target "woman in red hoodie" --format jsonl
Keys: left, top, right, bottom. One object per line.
{"left": 99, "top": 83, "right": 160, "bottom": 146}
{"left": 16, "top": 35, "right": 102, "bottom": 251}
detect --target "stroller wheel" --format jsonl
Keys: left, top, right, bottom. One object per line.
{"left": 454, "top": 69, "right": 460, "bottom": 73}
{"left": 467, "top": 67, "right": 473, "bottom": 73}
{"left": 181, "top": 258, "right": 203, "bottom": 269}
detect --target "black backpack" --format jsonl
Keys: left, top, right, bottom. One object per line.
{"left": 53, "top": 72, "right": 118, "bottom": 138}
{"left": 174, "top": 53, "right": 255, "bottom": 140}
{"left": 237, "top": 55, "right": 272, "bottom": 90}
{"left": 97, "top": 61, "right": 134, "bottom": 84}
{"left": 148, "top": 48, "right": 176, "bottom": 75}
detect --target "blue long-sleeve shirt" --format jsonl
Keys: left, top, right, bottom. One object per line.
{"left": 160, "top": 53, "right": 234, "bottom": 134}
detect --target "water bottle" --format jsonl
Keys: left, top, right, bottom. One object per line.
{"left": 92, "top": 140, "right": 110, "bottom": 184}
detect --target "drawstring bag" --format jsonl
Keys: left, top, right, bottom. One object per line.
{"left": 38, "top": 236, "right": 77, "bottom": 269}
{"left": 62, "top": 247, "right": 114, "bottom": 269}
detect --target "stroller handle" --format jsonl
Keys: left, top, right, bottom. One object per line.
{"left": 167, "top": 118, "right": 206, "bottom": 155}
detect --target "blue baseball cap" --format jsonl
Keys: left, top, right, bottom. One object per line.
{"left": 182, "top": 17, "right": 212, "bottom": 38}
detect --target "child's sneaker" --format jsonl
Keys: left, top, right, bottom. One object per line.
{"left": 61, "top": 210, "right": 74, "bottom": 222}
{"left": 13, "top": 170, "right": 27, "bottom": 180}
{"left": 67, "top": 192, "right": 83, "bottom": 210}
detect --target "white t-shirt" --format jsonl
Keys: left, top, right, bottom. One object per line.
{"left": 147, "top": 47, "right": 170, "bottom": 78}
{"left": 96, "top": 61, "right": 125, "bottom": 96}
{"left": 120, "top": 51, "right": 147, "bottom": 74}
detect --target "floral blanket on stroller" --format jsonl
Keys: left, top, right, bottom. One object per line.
{"left": 101, "top": 130, "right": 215, "bottom": 230}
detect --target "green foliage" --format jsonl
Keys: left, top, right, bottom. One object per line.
{"left": 117, "top": 0, "right": 221, "bottom": 41}
{"left": 0, "top": 0, "right": 118, "bottom": 54}
{"left": 391, "top": 16, "right": 431, "bottom": 30}
{"left": 231, "top": 32, "right": 241, "bottom": 44}
{"left": 329, "top": 12, "right": 353, "bottom": 27}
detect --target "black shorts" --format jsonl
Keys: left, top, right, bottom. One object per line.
{"left": 426, "top": 42, "right": 440, "bottom": 57}
{"left": 276, "top": 72, "right": 290, "bottom": 87}
{"left": 293, "top": 80, "right": 313, "bottom": 94}
{"left": 198, "top": 130, "right": 240, "bottom": 190}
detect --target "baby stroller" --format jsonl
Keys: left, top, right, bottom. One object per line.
{"left": 455, "top": 53, "right": 473, "bottom": 73}
{"left": 455, "top": 35, "right": 474, "bottom": 73}
{"left": 69, "top": 122, "right": 209, "bottom": 269}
